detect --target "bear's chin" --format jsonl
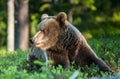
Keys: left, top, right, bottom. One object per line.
{"left": 35, "top": 45, "right": 51, "bottom": 50}
{"left": 35, "top": 43, "right": 44, "bottom": 47}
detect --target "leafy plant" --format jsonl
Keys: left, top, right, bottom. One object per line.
{"left": 0, "top": 36, "right": 120, "bottom": 79}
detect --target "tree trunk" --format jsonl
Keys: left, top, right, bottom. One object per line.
{"left": 68, "top": 9, "right": 73, "bottom": 23}
{"left": 15, "top": 0, "right": 29, "bottom": 50}
{"left": 68, "top": 0, "right": 74, "bottom": 23}
{"left": 7, "top": 0, "right": 14, "bottom": 51}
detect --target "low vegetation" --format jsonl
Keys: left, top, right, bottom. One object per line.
{"left": 0, "top": 35, "right": 119, "bottom": 79}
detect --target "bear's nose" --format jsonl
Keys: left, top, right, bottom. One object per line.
{"left": 29, "top": 38, "right": 34, "bottom": 44}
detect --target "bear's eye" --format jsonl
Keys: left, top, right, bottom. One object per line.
{"left": 40, "top": 29, "right": 44, "bottom": 32}
{"left": 41, "top": 29, "right": 48, "bottom": 34}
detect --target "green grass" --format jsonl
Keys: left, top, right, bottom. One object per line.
{"left": 0, "top": 36, "right": 120, "bottom": 79}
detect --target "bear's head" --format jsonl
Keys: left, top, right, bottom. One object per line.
{"left": 30, "top": 12, "right": 67, "bottom": 50}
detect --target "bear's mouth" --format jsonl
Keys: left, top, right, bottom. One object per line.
{"left": 34, "top": 43, "right": 45, "bottom": 48}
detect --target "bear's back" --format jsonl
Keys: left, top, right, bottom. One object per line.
{"left": 66, "top": 21, "right": 86, "bottom": 43}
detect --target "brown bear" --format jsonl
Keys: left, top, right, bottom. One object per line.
{"left": 28, "top": 12, "right": 112, "bottom": 72}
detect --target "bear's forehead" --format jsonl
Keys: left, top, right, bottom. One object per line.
{"left": 37, "top": 18, "right": 56, "bottom": 31}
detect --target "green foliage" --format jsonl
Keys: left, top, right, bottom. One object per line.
{"left": 0, "top": 0, "right": 7, "bottom": 48}
{"left": 0, "top": 0, "right": 120, "bottom": 78}
{"left": 30, "top": 14, "right": 39, "bottom": 36}
{"left": 0, "top": 35, "right": 120, "bottom": 78}
{"left": 0, "top": 0, "right": 120, "bottom": 49}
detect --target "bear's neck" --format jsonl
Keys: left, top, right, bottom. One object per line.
{"left": 48, "top": 26, "right": 79, "bottom": 53}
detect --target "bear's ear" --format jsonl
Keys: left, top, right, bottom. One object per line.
{"left": 41, "top": 14, "right": 48, "bottom": 20}
{"left": 56, "top": 12, "right": 67, "bottom": 26}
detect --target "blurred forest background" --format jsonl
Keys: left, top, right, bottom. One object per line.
{"left": 0, "top": 0, "right": 120, "bottom": 51}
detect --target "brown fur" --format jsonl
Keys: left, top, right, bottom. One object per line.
{"left": 28, "top": 12, "right": 112, "bottom": 72}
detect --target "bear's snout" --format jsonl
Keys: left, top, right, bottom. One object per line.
{"left": 29, "top": 38, "right": 34, "bottom": 44}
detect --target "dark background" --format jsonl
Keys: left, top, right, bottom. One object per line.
{"left": 0, "top": 0, "right": 120, "bottom": 50}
